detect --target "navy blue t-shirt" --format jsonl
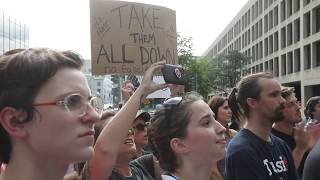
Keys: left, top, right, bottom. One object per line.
{"left": 226, "top": 128, "right": 300, "bottom": 180}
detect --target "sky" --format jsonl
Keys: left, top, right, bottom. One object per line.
{"left": 1, "top": 0, "right": 248, "bottom": 58}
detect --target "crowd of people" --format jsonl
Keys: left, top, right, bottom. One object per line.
{"left": 0, "top": 48, "right": 320, "bottom": 180}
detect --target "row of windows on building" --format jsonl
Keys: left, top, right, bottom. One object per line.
{"left": 0, "top": 11, "right": 29, "bottom": 54}
{"left": 212, "top": 0, "right": 319, "bottom": 56}
{"left": 242, "top": 40, "right": 320, "bottom": 76}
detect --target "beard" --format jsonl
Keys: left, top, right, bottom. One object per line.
{"left": 273, "top": 104, "right": 285, "bottom": 122}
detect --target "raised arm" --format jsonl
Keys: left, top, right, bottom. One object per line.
{"left": 88, "top": 61, "right": 168, "bottom": 180}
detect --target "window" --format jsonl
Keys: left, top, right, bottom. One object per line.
{"left": 281, "top": 54, "right": 287, "bottom": 75}
{"left": 287, "top": 23, "right": 293, "bottom": 46}
{"left": 264, "top": 15, "right": 268, "bottom": 33}
{"left": 312, "top": 5, "right": 320, "bottom": 34}
{"left": 293, "top": 0, "right": 300, "bottom": 12}
{"left": 294, "top": 18, "right": 300, "bottom": 42}
{"left": 287, "top": 51, "right": 293, "bottom": 74}
{"left": 269, "top": 59, "right": 274, "bottom": 73}
{"left": 269, "top": 35, "right": 273, "bottom": 54}
{"left": 294, "top": 48, "right": 301, "bottom": 72}
{"left": 274, "top": 57, "right": 279, "bottom": 76}
{"left": 281, "top": 27, "right": 286, "bottom": 49}
{"left": 303, "top": 12, "right": 311, "bottom": 38}
{"left": 274, "top": 31, "right": 279, "bottom": 51}
{"left": 281, "top": 0, "right": 286, "bottom": 22}
{"left": 304, "top": 44, "right": 311, "bottom": 69}
{"left": 274, "top": 6, "right": 279, "bottom": 26}
{"left": 313, "top": 40, "right": 320, "bottom": 67}
{"left": 287, "top": 0, "right": 292, "bottom": 18}
{"left": 264, "top": 38, "right": 268, "bottom": 57}
{"left": 269, "top": 11, "right": 273, "bottom": 30}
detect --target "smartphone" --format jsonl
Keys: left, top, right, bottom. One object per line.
{"left": 161, "top": 64, "right": 187, "bottom": 85}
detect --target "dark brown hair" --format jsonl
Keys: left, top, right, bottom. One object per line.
{"left": 208, "top": 96, "right": 227, "bottom": 120}
{"left": 305, "top": 96, "right": 320, "bottom": 119}
{"left": 228, "top": 72, "right": 274, "bottom": 123}
{"left": 148, "top": 92, "right": 202, "bottom": 173}
{"left": 0, "top": 48, "right": 83, "bottom": 164}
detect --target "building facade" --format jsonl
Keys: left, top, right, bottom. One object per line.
{"left": 83, "top": 59, "right": 112, "bottom": 104}
{"left": 0, "top": 11, "right": 29, "bottom": 54}
{"left": 203, "top": 0, "right": 320, "bottom": 103}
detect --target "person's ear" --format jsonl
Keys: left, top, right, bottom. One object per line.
{"left": 170, "top": 138, "right": 189, "bottom": 155}
{"left": 247, "top": 98, "right": 258, "bottom": 109}
{"left": 0, "top": 107, "right": 28, "bottom": 139}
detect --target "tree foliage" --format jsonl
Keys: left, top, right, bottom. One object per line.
{"left": 208, "top": 50, "right": 248, "bottom": 92}
{"left": 177, "top": 33, "right": 213, "bottom": 97}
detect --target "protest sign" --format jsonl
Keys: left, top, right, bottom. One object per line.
{"left": 90, "top": 0, "right": 177, "bottom": 75}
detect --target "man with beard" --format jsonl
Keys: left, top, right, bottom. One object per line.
{"left": 226, "top": 73, "right": 300, "bottom": 180}
{"left": 272, "top": 86, "right": 310, "bottom": 177}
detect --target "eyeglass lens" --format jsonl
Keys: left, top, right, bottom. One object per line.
{"left": 64, "top": 94, "right": 103, "bottom": 117}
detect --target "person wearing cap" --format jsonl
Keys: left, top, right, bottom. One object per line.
{"left": 83, "top": 61, "right": 169, "bottom": 180}
{"left": 133, "top": 111, "right": 152, "bottom": 158}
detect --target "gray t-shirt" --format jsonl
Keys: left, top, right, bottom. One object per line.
{"left": 81, "top": 154, "right": 154, "bottom": 180}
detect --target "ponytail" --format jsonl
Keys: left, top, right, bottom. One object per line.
{"left": 228, "top": 87, "right": 242, "bottom": 124}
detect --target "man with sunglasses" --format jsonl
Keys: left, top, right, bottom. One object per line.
{"left": 272, "top": 86, "right": 311, "bottom": 177}
{"left": 133, "top": 111, "right": 151, "bottom": 159}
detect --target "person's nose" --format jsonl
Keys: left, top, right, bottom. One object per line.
{"left": 279, "top": 95, "right": 286, "bottom": 104}
{"left": 81, "top": 104, "right": 100, "bottom": 123}
{"left": 215, "top": 120, "right": 226, "bottom": 134}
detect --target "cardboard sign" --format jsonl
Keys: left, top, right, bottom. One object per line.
{"left": 90, "top": 0, "right": 177, "bottom": 75}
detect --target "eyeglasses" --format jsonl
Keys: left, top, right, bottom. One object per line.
{"left": 134, "top": 122, "right": 150, "bottom": 131}
{"left": 33, "top": 93, "right": 103, "bottom": 117}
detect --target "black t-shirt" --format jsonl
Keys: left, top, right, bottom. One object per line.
{"left": 302, "top": 142, "right": 320, "bottom": 180}
{"left": 272, "top": 128, "right": 309, "bottom": 177}
{"left": 81, "top": 154, "right": 155, "bottom": 180}
{"left": 226, "top": 128, "right": 300, "bottom": 180}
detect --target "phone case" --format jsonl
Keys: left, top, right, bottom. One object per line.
{"left": 161, "top": 64, "right": 187, "bottom": 85}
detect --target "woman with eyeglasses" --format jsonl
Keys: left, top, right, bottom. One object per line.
{"left": 83, "top": 61, "right": 169, "bottom": 180}
{"left": 0, "top": 48, "right": 101, "bottom": 180}
{"left": 148, "top": 92, "right": 227, "bottom": 180}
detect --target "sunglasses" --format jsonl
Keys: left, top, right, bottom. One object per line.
{"left": 128, "top": 127, "right": 136, "bottom": 136}
{"left": 134, "top": 122, "right": 150, "bottom": 131}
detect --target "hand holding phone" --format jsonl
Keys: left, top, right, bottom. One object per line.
{"left": 161, "top": 64, "right": 187, "bottom": 85}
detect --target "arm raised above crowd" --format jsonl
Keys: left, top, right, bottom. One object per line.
{"left": 88, "top": 61, "right": 169, "bottom": 180}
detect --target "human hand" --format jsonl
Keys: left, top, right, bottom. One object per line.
{"left": 136, "top": 61, "right": 169, "bottom": 99}
{"left": 293, "top": 122, "right": 310, "bottom": 151}
{"left": 306, "top": 121, "right": 320, "bottom": 149}
{"left": 63, "top": 171, "right": 81, "bottom": 180}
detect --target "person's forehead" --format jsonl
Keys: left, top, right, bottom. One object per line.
{"left": 133, "top": 118, "right": 145, "bottom": 125}
{"left": 258, "top": 78, "right": 281, "bottom": 93}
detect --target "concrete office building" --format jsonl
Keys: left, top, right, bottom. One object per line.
{"left": 203, "top": 0, "right": 320, "bottom": 103}
{"left": 0, "top": 11, "right": 29, "bottom": 54}
{"left": 83, "top": 59, "right": 112, "bottom": 104}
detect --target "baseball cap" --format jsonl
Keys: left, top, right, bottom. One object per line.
{"left": 135, "top": 110, "right": 151, "bottom": 122}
